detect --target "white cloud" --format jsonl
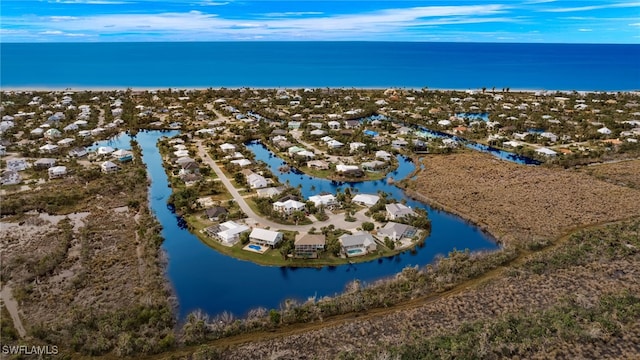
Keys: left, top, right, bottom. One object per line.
{"left": 541, "top": 1, "right": 640, "bottom": 12}
{"left": 50, "top": 0, "right": 131, "bottom": 4}
{"left": 197, "top": 1, "right": 229, "bottom": 6}
{"left": 578, "top": 28, "right": 592, "bottom": 32}
{"left": 263, "top": 12, "right": 324, "bottom": 17}
{"left": 630, "top": 22, "right": 640, "bottom": 26}
{"left": 2, "top": 4, "right": 515, "bottom": 41}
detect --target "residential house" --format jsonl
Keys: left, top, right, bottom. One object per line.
{"left": 1, "top": 170, "right": 22, "bottom": 185}
{"left": 535, "top": 147, "right": 557, "bottom": 157}
{"left": 213, "top": 221, "right": 250, "bottom": 245}
{"left": 205, "top": 206, "right": 228, "bottom": 221}
{"left": 288, "top": 121, "right": 302, "bottom": 130}
{"left": 48, "top": 166, "right": 67, "bottom": 179}
{"left": 344, "top": 119, "right": 360, "bottom": 129}
{"left": 69, "top": 147, "right": 87, "bottom": 158}
{"left": 327, "top": 120, "right": 341, "bottom": 130}
{"left": 386, "top": 203, "right": 416, "bottom": 220}
{"left": 335, "top": 164, "right": 364, "bottom": 177}
{"left": 39, "top": 144, "right": 59, "bottom": 153}
{"left": 220, "top": 143, "right": 236, "bottom": 153}
{"left": 295, "top": 234, "right": 326, "bottom": 258}
{"left": 375, "top": 150, "right": 392, "bottom": 161}
{"left": 307, "top": 160, "right": 329, "bottom": 170}
{"left": 101, "top": 161, "right": 119, "bottom": 173}
{"left": 44, "top": 128, "right": 62, "bottom": 139}
{"left": 249, "top": 228, "right": 283, "bottom": 247}
{"left": 339, "top": 232, "right": 377, "bottom": 257}
{"left": 352, "top": 194, "right": 380, "bottom": 207}
{"left": 361, "top": 160, "right": 386, "bottom": 172}
{"left": 57, "top": 138, "right": 74, "bottom": 147}
{"left": 245, "top": 172, "right": 268, "bottom": 189}
{"left": 309, "top": 129, "right": 327, "bottom": 137}
{"left": 256, "top": 186, "right": 284, "bottom": 198}
{"left": 230, "top": 158, "right": 252, "bottom": 167}
{"left": 326, "top": 139, "right": 344, "bottom": 148}
{"left": 6, "top": 159, "right": 29, "bottom": 171}
{"left": 30, "top": 128, "right": 44, "bottom": 137}
{"left": 377, "top": 222, "right": 416, "bottom": 241}
{"left": 34, "top": 158, "right": 56, "bottom": 169}
{"left": 349, "top": 142, "right": 366, "bottom": 152}
{"left": 309, "top": 194, "right": 337, "bottom": 208}
{"left": 273, "top": 199, "right": 306, "bottom": 215}
{"left": 179, "top": 161, "right": 200, "bottom": 175}
{"left": 597, "top": 127, "right": 612, "bottom": 135}
{"left": 503, "top": 140, "right": 523, "bottom": 148}
{"left": 391, "top": 139, "right": 408, "bottom": 149}
{"left": 540, "top": 132, "right": 558, "bottom": 143}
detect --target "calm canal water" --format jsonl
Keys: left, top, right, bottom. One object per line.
{"left": 94, "top": 131, "right": 497, "bottom": 319}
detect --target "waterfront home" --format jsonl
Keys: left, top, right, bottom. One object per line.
{"left": 352, "top": 194, "right": 380, "bottom": 207}
{"left": 113, "top": 149, "right": 133, "bottom": 162}
{"left": 339, "top": 232, "right": 377, "bottom": 257}
{"left": 309, "top": 194, "right": 337, "bottom": 208}
{"left": 295, "top": 150, "right": 315, "bottom": 160}
{"left": 97, "top": 146, "right": 115, "bottom": 155}
{"left": 1, "top": 170, "right": 22, "bottom": 185}
{"left": 503, "top": 140, "right": 523, "bottom": 148}
{"left": 179, "top": 161, "right": 200, "bottom": 175}
{"left": 336, "top": 164, "right": 364, "bottom": 177}
{"left": 48, "top": 166, "right": 67, "bottom": 179}
{"left": 249, "top": 228, "right": 283, "bottom": 248}
{"left": 386, "top": 203, "right": 416, "bottom": 220}
{"left": 375, "top": 150, "right": 392, "bottom": 161}
{"left": 34, "top": 158, "right": 56, "bottom": 169}
{"left": 39, "top": 144, "right": 59, "bottom": 153}
{"left": 377, "top": 222, "right": 416, "bottom": 241}
{"left": 174, "top": 149, "right": 190, "bottom": 158}
{"left": 214, "top": 221, "right": 250, "bottom": 245}
{"left": 256, "top": 186, "right": 284, "bottom": 198}
{"left": 220, "top": 143, "right": 236, "bottom": 153}
{"left": 307, "top": 160, "right": 329, "bottom": 170}
{"left": 535, "top": 147, "right": 557, "bottom": 157}
{"left": 361, "top": 160, "right": 386, "bottom": 172}
{"left": 101, "top": 161, "right": 119, "bottom": 173}
{"left": 294, "top": 234, "right": 326, "bottom": 258}
{"left": 273, "top": 199, "right": 306, "bottom": 215}
{"left": 398, "top": 126, "right": 413, "bottom": 135}
{"left": 175, "top": 157, "right": 195, "bottom": 166}
{"left": 69, "top": 147, "right": 87, "bottom": 158}
{"left": 442, "top": 138, "right": 458, "bottom": 148}
{"left": 205, "top": 206, "right": 228, "bottom": 221}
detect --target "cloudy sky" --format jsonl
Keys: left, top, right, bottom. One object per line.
{"left": 1, "top": 0, "right": 639, "bottom": 43}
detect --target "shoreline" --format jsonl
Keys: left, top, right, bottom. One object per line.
{"left": 2, "top": 86, "right": 638, "bottom": 94}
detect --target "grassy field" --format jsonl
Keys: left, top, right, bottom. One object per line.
{"left": 401, "top": 151, "right": 640, "bottom": 246}
{"left": 580, "top": 159, "right": 640, "bottom": 189}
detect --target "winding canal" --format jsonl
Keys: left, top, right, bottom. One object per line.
{"left": 95, "top": 131, "right": 497, "bottom": 319}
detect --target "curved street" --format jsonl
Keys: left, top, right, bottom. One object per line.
{"left": 195, "top": 140, "right": 370, "bottom": 233}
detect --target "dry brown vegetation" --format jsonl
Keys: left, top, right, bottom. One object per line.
{"left": 580, "top": 159, "right": 640, "bottom": 189}
{"left": 184, "top": 218, "right": 640, "bottom": 360}
{"left": 402, "top": 151, "right": 640, "bottom": 245}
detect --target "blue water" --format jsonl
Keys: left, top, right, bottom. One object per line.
{"left": 93, "top": 131, "right": 497, "bottom": 319}
{"left": 1, "top": 42, "right": 638, "bottom": 90}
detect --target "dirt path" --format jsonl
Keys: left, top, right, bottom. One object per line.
{"left": 0, "top": 283, "right": 27, "bottom": 338}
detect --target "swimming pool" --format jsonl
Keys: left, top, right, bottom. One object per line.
{"left": 347, "top": 249, "right": 364, "bottom": 255}
{"left": 248, "top": 244, "right": 262, "bottom": 251}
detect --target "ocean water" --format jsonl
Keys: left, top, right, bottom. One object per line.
{"left": 1, "top": 42, "right": 639, "bottom": 91}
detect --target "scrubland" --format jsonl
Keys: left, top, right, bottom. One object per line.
{"left": 402, "top": 152, "right": 640, "bottom": 246}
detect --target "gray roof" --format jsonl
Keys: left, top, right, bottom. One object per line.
{"left": 339, "top": 232, "right": 374, "bottom": 247}
{"left": 378, "top": 222, "right": 412, "bottom": 238}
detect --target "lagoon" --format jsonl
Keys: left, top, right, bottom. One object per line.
{"left": 94, "top": 131, "right": 497, "bottom": 319}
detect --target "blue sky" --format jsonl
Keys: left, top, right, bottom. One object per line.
{"left": 1, "top": 0, "right": 639, "bottom": 43}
